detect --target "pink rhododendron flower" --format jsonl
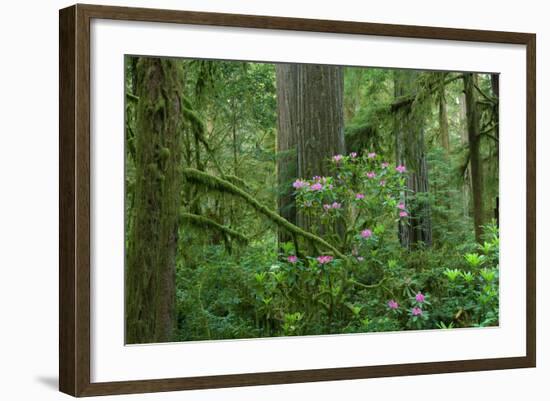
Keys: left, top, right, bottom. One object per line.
{"left": 366, "top": 171, "right": 376, "bottom": 179}
{"left": 350, "top": 152, "right": 357, "bottom": 158}
{"left": 360, "top": 229, "right": 372, "bottom": 239}
{"left": 399, "top": 211, "right": 408, "bottom": 217}
{"left": 379, "top": 180, "right": 386, "bottom": 187}
{"left": 313, "top": 175, "right": 322, "bottom": 181}
{"left": 397, "top": 202, "right": 406, "bottom": 210}
{"left": 311, "top": 183, "right": 323, "bottom": 191}
{"left": 415, "top": 292, "right": 425, "bottom": 303}
{"left": 323, "top": 204, "right": 331, "bottom": 211}
{"left": 367, "top": 152, "right": 377, "bottom": 159}
{"left": 317, "top": 255, "right": 334, "bottom": 264}
{"left": 381, "top": 162, "right": 389, "bottom": 168}
{"left": 387, "top": 300, "right": 399, "bottom": 310}
{"left": 396, "top": 165, "right": 407, "bottom": 173}
{"left": 332, "top": 154, "right": 343, "bottom": 163}
{"left": 287, "top": 255, "right": 298, "bottom": 263}
{"left": 293, "top": 179, "right": 308, "bottom": 189}
{"left": 356, "top": 193, "right": 365, "bottom": 200}
{"left": 412, "top": 307, "right": 423, "bottom": 316}
{"left": 331, "top": 202, "right": 341, "bottom": 209}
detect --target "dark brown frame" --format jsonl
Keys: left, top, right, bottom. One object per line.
{"left": 59, "top": 3, "right": 536, "bottom": 397}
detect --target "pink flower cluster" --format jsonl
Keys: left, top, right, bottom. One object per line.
{"left": 310, "top": 182, "right": 323, "bottom": 191}
{"left": 387, "top": 300, "right": 399, "bottom": 310}
{"left": 366, "top": 171, "right": 376, "bottom": 179}
{"left": 381, "top": 162, "right": 389, "bottom": 168}
{"left": 287, "top": 255, "right": 298, "bottom": 263}
{"left": 350, "top": 152, "right": 357, "bottom": 158}
{"left": 415, "top": 292, "right": 425, "bottom": 303}
{"left": 332, "top": 154, "right": 343, "bottom": 163}
{"left": 360, "top": 229, "right": 372, "bottom": 239}
{"left": 367, "top": 152, "right": 377, "bottom": 159}
{"left": 323, "top": 201, "right": 342, "bottom": 211}
{"left": 293, "top": 179, "right": 308, "bottom": 189}
{"left": 316, "top": 255, "right": 334, "bottom": 264}
{"left": 411, "top": 307, "right": 423, "bottom": 316}
{"left": 396, "top": 165, "right": 407, "bottom": 173}
{"left": 355, "top": 193, "right": 365, "bottom": 200}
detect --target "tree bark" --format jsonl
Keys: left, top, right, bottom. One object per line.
{"left": 125, "top": 58, "right": 185, "bottom": 344}
{"left": 438, "top": 74, "right": 450, "bottom": 153}
{"left": 275, "top": 64, "right": 299, "bottom": 243}
{"left": 459, "top": 92, "right": 471, "bottom": 217}
{"left": 276, "top": 63, "right": 345, "bottom": 235}
{"left": 394, "top": 70, "right": 432, "bottom": 248}
{"left": 464, "top": 73, "right": 484, "bottom": 243}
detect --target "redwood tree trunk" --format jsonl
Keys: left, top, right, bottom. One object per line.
{"left": 464, "top": 73, "right": 484, "bottom": 243}
{"left": 275, "top": 64, "right": 299, "bottom": 243}
{"left": 126, "top": 58, "right": 185, "bottom": 344}
{"left": 276, "top": 63, "right": 345, "bottom": 235}
{"left": 394, "top": 70, "right": 432, "bottom": 248}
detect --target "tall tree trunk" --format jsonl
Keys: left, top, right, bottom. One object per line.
{"left": 491, "top": 73, "right": 500, "bottom": 225}
{"left": 276, "top": 64, "right": 345, "bottom": 236}
{"left": 126, "top": 58, "right": 185, "bottom": 344}
{"left": 295, "top": 64, "right": 345, "bottom": 232}
{"left": 394, "top": 70, "right": 432, "bottom": 248}
{"left": 438, "top": 74, "right": 450, "bottom": 153}
{"left": 459, "top": 93, "right": 471, "bottom": 217}
{"left": 275, "top": 64, "right": 299, "bottom": 243}
{"left": 464, "top": 73, "right": 484, "bottom": 243}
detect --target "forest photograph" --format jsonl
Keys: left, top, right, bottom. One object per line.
{"left": 124, "top": 56, "right": 500, "bottom": 345}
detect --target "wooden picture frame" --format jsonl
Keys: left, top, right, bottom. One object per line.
{"left": 59, "top": 3, "right": 536, "bottom": 397}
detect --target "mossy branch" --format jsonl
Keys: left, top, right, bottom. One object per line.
{"left": 348, "top": 276, "right": 386, "bottom": 290}
{"left": 183, "top": 168, "right": 347, "bottom": 260}
{"left": 391, "top": 74, "right": 464, "bottom": 111}
{"left": 180, "top": 212, "right": 248, "bottom": 244}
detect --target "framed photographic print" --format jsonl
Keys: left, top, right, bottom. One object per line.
{"left": 59, "top": 4, "right": 536, "bottom": 397}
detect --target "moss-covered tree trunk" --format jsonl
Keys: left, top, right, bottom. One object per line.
{"left": 459, "top": 92, "right": 472, "bottom": 217}
{"left": 438, "top": 74, "right": 450, "bottom": 153}
{"left": 126, "top": 58, "right": 185, "bottom": 344}
{"left": 394, "top": 70, "right": 432, "bottom": 248}
{"left": 464, "top": 73, "right": 484, "bottom": 243}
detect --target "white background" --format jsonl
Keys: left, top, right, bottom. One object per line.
{"left": 0, "top": 0, "right": 546, "bottom": 399}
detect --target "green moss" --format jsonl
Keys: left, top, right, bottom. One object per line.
{"left": 180, "top": 212, "right": 248, "bottom": 244}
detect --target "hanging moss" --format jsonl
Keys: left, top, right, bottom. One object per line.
{"left": 183, "top": 168, "right": 347, "bottom": 261}
{"left": 180, "top": 212, "right": 248, "bottom": 244}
